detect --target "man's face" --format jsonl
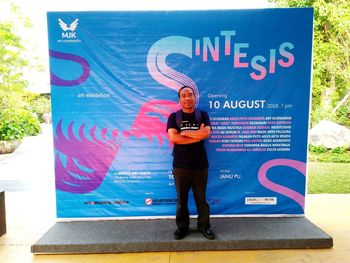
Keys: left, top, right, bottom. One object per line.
{"left": 179, "top": 87, "right": 195, "bottom": 112}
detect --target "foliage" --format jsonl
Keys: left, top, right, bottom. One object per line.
{"left": 331, "top": 146, "right": 349, "bottom": 154}
{"left": 335, "top": 103, "right": 350, "bottom": 127}
{"left": 308, "top": 144, "right": 327, "bottom": 153}
{"left": 0, "top": 21, "right": 28, "bottom": 93}
{"left": 0, "top": 3, "right": 43, "bottom": 143}
{"left": 308, "top": 144, "right": 350, "bottom": 163}
{"left": 308, "top": 144, "right": 349, "bottom": 153}
{"left": 0, "top": 90, "right": 41, "bottom": 141}
{"left": 269, "top": 0, "right": 350, "bottom": 127}
{"left": 26, "top": 94, "right": 51, "bottom": 123}
{"left": 0, "top": 108, "right": 40, "bottom": 141}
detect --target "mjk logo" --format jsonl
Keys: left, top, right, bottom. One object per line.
{"left": 58, "top": 18, "right": 79, "bottom": 39}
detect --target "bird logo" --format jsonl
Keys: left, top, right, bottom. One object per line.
{"left": 58, "top": 18, "right": 79, "bottom": 31}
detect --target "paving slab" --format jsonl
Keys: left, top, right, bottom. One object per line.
{"left": 31, "top": 217, "right": 333, "bottom": 254}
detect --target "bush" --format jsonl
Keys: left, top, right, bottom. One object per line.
{"left": 331, "top": 146, "right": 349, "bottom": 154}
{"left": 26, "top": 94, "right": 51, "bottom": 123}
{"left": 0, "top": 89, "right": 42, "bottom": 142}
{"left": 19, "top": 109, "right": 41, "bottom": 136}
{"left": 308, "top": 144, "right": 328, "bottom": 153}
{"left": 0, "top": 108, "right": 41, "bottom": 141}
{"left": 0, "top": 8, "right": 43, "bottom": 146}
{"left": 308, "top": 144, "right": 350, "bottom": 163}
{"left": 335, "top": 103, "right": 350, "bottom": 128}
{"left": 0, "top": 116, "right": 24, "bottom": 141}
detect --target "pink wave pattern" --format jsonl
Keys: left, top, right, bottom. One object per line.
{"left": 123, "top": 100, "right": 179, "bottom": 146}
{"left": 55, "top": 100, "right": 178, "bottom": 193}
{"left": 258, "top": 159, "right": 306, "bottom": 209}
{"left": 54, "top": 120, "right": 121, "bottom": 193}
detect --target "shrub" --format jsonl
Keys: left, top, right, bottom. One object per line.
{"left": 308, "top": 144, "right": 350, "bottom": 163}
{"left": 331, "top": 146, "right": 349, "bottom": 154}
{"left": 0, "top": 107, "right": 41, "bottom": 141}
{"left": 0, "top": 89, "right": 42, "bottom": 141}
{"left": 308, "top": 144, "right": 328, "bottom": 153}
{"left": 0, "top": 115, "right": 25, "bottom": 141}
{"left": 27, "top": 94, "right": 51, "bottom": 123}
{"left": 19, "top": 108, "right": 41, "bottom": 136}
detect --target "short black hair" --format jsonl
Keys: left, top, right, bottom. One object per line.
{"left": 178, "top": 86, "right": 195, "bottom": 98}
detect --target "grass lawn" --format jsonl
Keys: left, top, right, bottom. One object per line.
{"left": 307, "top": 161, "right": 350, "bottom": 194}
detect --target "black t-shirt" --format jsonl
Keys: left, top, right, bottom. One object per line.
{"left": 166, "top": 110, "right": 211, "bottom": 169}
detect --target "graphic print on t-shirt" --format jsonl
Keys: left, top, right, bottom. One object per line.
{"left": 180, "top": 120, "right": 199, "bottom": 131}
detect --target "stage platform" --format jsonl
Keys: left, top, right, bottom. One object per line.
{"left": 31, "top": 217, "right": 332, "bottom": 254}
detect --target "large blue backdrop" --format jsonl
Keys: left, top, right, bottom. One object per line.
{"left": 47, "top": 8, "right": 313, "bottom": 218}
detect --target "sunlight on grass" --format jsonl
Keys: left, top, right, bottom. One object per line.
{"left": 307, "top": 162, "right": 350, "bottom": 193}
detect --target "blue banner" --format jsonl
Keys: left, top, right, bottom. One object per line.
{"left": 47, "top": 8, "right": 313, "bottom": 218}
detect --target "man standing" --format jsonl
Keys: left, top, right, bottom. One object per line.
{"left": 166, "top": 86, "right": 215, "bottom": 240}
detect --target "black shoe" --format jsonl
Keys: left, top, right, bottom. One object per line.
{"left": 174, "top": 227, "right": 189, "bottom": 240}
{"left": 199, "top": 227, "right": 215, "bottom": 240}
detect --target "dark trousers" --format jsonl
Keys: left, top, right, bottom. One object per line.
{"left": 173, "top": 167, "right": 210, "bottom": 231}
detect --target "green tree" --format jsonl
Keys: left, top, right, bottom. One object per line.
{"left": 0, "top": 21, "right": 28, "bottom": 93}
{"left": 0, "top": 2, "right": 41, "bottom": 144}
{"left": 270, "top": 0, "right": 350, "bottom": 127}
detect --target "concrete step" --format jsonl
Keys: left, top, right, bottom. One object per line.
{"left": 31, "top": 217, "right": 333, "bottom": 254}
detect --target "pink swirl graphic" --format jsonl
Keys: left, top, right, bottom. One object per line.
{"left": 147, "top": 36, "right": 199, "bottom": 106}
{"left": 258, "top": 159, "right": 306, "bottom": 209}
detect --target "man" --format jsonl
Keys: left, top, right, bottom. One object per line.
{"left": 166, "top": 86, "right": 215, "bottom": 240}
